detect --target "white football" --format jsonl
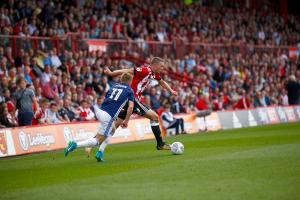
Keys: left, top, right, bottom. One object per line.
{"left": 171, "top": 142, "right": 184, "bottom": 155}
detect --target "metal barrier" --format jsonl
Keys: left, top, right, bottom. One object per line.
{"left": 0, "top": 33, "right": 291, "bottom": 59}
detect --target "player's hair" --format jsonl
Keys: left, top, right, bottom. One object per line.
{"left": 121, "top": 73, "right": 133, "bottom": 84}
{"left": 150, "top": 57, "right": 165, "bottom": 66}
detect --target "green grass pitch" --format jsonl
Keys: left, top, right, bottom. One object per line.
{"left": 1, "top": 123, "right": 300, "bottom": 200}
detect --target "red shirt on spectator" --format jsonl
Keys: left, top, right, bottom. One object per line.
{"left": 213, "top": 99, "right": 223, "bottom": 111}
{"left": 77, "top": 106, "right": 95, "bottom": 121}
{"left": 234, "top": 97, "right": 251, "bottom": 110}
{"left": 42, "top": 83, "right": 59, "bottom": 100}
{"left": 32, "top": 109, "right": 48, "bottom": 125}
{"left": 196, "top": 98, "right": 209, "bottom": 110}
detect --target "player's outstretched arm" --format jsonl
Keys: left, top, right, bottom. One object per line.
{"left": 121, "top": 101, "right": 134, "bottom": 128}
{"left": 104, "top": 68, "right": 134, "bottom": 77}
{"left": 159, "top": 80, "right": 178, "bottom": 96}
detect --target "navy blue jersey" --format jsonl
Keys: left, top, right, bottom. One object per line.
{"left": 100, "top": 83, "right": 134, "bottom": 118}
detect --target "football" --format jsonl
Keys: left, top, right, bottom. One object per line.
{"left": 171, "top": 142, "right": 184, "bottom": 155}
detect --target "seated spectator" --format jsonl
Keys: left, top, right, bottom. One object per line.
{"left": 57, "top": 99, "right": 70, "bottom": 122}
{"left": 33, "top": 99, "right": 49, "bottom": 125}
{"left": 1, "top": 88, "right": 12, "bottom": 102}
{"left": 161, "top": 104, "right": 186, "bottom": 135}
{"left": 60, "top": 98, "right": 77, "bottom": 122}
{"left": 280, "top": 89, "right": 289, "bottom": 106}
{"left": 91, "top": 95, "right": 104, "bottom": 120}
{"left": 46, "top": 102, "right": 64, "bottom": 124}
{"left": 253, "top": 91, "right": 270, "bottom": 107}
{"left": 234, "top": 90, "right": 251, "bottom": 110}
{"left": 149, "top": 87, "right": 161, "bottom": 112}
{"left": 77, "top": 100, "right": 95, "bottom": 121}
{"left": 40, "top": 64, "right": 52, "bottom": 84}
{"left": 171, "top": 96, "right": 185, "bottom": 114}
{"left": 42, "top": 75, "right": 59, "bottom": 100}
{"left": 6, "top": 101, "right": 18, "bottom": 126}
{"left": 0, "top": 102, "right": 17, "bottom": 127}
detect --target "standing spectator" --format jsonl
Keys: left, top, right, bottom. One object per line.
{"left": 161, "top": 104, "right": 186, "bottom": 135}
{"left": 286, "top": 75, "right": 300, "bottom": 105}
{"left": 13, "top": 77, "right": 39, "bottom": 126}
{"left": 195, "top": 93, "right": 212, "bottom": 117}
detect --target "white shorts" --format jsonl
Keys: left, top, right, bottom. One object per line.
{"left": 94, "top": 107, "right": 115, "bottom": 137}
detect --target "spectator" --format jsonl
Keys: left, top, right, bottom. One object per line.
{"left": 234, "top": 91, "right": 252, "bottom": 110}
{"left": 253, "top": 91, "right": 271, "bottom": 107}
{"left": 91, "top": 95, "right": 104, "bottom": 120}
{"left": 280, "top": 89, "right": 289, "bottom": 106}
{"left": 13, "top": 77, "right": 39, "bottom": 126}
{"left": 6, "top": 101, "right": 18, "bottom": 126}
{"left": 60, "top": 98, "right": 77, "bottom": 122}
{"left": 57, "top": 99, "right": 70, "bottom": 122}
{"left": 0, "top": 102, "right": 17, "bottom": 127}
{"left": 40, "top": 64, "right": 52, "bottom": 84}
{"left": 46, "top": 102, "right": 64, "bottom": 124}
{"left": 161, "top": 104, "right": 186, "bottom": 135}
{"left": 286, "top": 75, "right": 300, "bottom": 105}
{"left": 33, "top": 98, "right": 49, "bottom": 125}
{"left": 149, "top": 87, "right": 161, "bottom": 112}
{"left": 195, "top": 93, "right": 212, "bottom": 118}
{"left": 42, "top": 75, "right": 59, "bottom": 100}
{"left": 77, "top": 100, "right": 95, "bottom": 121}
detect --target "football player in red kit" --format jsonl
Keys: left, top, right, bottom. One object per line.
{"left": 104, "top": 57, "right": 178, "bottom": 150}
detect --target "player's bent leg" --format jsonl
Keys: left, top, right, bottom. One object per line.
{"left": 144, "top": 110, "right": 171, "bottom": 150}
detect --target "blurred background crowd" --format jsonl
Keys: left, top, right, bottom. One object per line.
{"left": 0, "top": 0, "right": 299, "bottom": 128}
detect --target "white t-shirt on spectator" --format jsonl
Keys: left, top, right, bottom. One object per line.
{"left": 258, "top": 31, "right": 265, "bottom": 40}
{"left": 46, "top": 109, "right": 63, "bottom": 124}
{"left": 28, "top": 24, "right": 37, "bottom": 35}
{"left": 40, "top": 72, "right": 52, "bottom": 84}
{"left": 157, "top": 32, "right": 166, "bottom": 42}
{"left": 282, "top": 94, "right": 289, "bottom": 106}
{"left": 51, "top": 55, "right": 62, "bottom": 68}
{"left": 161, "top": 111, "right": 175, "bottom": 128}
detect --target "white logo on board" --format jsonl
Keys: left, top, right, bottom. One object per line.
{"left": 257, "top": 108, "right": 269, "bottom": 124}
{"left": 248, "top": 111, "right": 257, "bottom": 126}
{"left": 63, "top": 127, "right": 73, "bottom": 143}
{"left": 18, "top": 131, "right": 29, "bottom": 151}
{"left": 277, "top": 107, "right": 287, "bottom": 122}
{"left": 233, "top": 112, "right": 242, "bottom": 128}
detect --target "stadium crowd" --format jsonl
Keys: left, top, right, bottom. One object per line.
{"left": 0, "top": 0, "right": 300, "bottom": 128}
{"left": 0, "top": 0, "right": 299, "bottom": 45}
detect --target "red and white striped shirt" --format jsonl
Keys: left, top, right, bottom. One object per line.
{"left": 131, "top": 65, "right": 161, "bottom": 99}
